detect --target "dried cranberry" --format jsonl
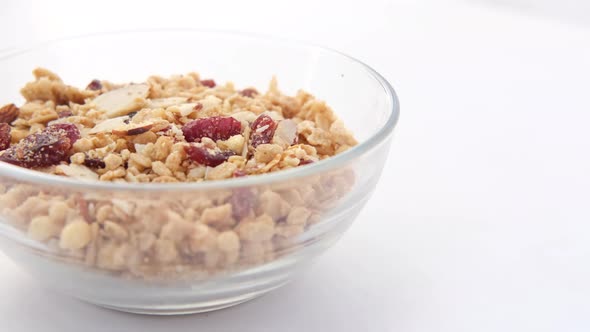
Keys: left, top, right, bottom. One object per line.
{"left": 200, "top": 79, "right": 216, "bottom": 88}
{"left": 57, "top": 110, "right": 73, "bottom": 118}
{"left": 299, "top": 159, "right": 314, "bottom": 165}
{"left": 0, "top": 124, "right": 80, "bottom": 168}
{"left": 229, "top": 188, "right": 256, "bottom": 219}
{"left": 182, "top": 116, "right": 242, "bottom": 142}
{"left": 240, "top": 88, "right": 259, "bottom": 98}
{"left": 233, "top": 169, "right": 247, "bottom": 177}
{"left": 83, "top": 157, "right": 106, "bottom": 169}
{"left": 49, "top": 123, "right": 80, "bottom": 144}
{"left": 250, "top": 114, "right": 277, "bottom": 147}
{"left": 185, "top": 145, "right": 235, "bottom": 167}
{"left": 0, "top": 123, "right": 11, "bottom": 151}
{"left": 86, "top": 79, "right": 103, "bottom": 91}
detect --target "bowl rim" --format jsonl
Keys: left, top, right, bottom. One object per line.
{"left": 0, "top": 29, "right": 400, "bottom": 192}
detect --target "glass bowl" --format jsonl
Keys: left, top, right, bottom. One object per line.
{"left": 0, "top": 30, "right": 399, "bottom": 315}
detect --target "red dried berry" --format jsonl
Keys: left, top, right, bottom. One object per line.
{"left": 0, "top": 123, "right": 11, "bottom": 151}
{"left": 57, "top": 110, "right": 73, "bottom": 118}
{"left": 185, "top": 145, "right": 235, "bottom": 167}
{"left": 240, "top": 88, "right": 259, "bottom": 98}
{"left": 250, "top": 114, "right": 277, "bottom": 147}
{"left": 233, "top": 169, "right": 247, "bottom": 177}
{"left": 229, "top": 188, "right": 256, "bottom": 219}
{"left": 182, "top": 116, "right": 242, "bottom": 142}
{"left": 86, "top": 79, "right": 103, "bottom": 91}
{"left": 83, "top": 157, "right": 106, "bottom": 169}
{"left": 49, "top": 123, "right": 80, "bottom": 144}
{"left": 200, "top": 79, "right": 216, "bottom": 88}
{"left": 0, "top": 123, "right": 80, "bottom": 168}
{"left": 299, "top": 159, "right": 314, "bottom": 165}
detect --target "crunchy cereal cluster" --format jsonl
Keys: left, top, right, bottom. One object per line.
{"left": 0, "top": 68, "right": 357, "bottom": 279}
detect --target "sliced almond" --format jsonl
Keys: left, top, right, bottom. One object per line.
{"left": 146, "top": 97, "right": 188, "bottom": 109}
{"left": 91, "top": 84, "right": 149, "bottom": 118}
{"left": 56, "top": 164, "right": 99, "bottom": 181}
{"left": 272, "top": 119, "right": 298, "bottom": 148}
{"left": 263, "top": 110, "right": 284, "bottom": 121}
{"left": 241, "top": 125, "right": 251, "bottom": 158}
{"left": 0, "top": 103, "right": 19, "bottom": 124}
{"left": 112, "top": 122, "right": 154, "bottom": 136}
{"left": 88, "top": 116, "right": 129, "bottom": 134}
{"left": 167, "top": 103, "right": 199, "bottom": 117}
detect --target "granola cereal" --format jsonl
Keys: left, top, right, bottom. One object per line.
{"left": 0, "top": 69, "right": 357, "bottom": 280}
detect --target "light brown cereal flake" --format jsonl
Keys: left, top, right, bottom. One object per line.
{"left": 205, "top": 162, "right": 237, "bottom": 180}
{"left": 254, "top": 144, "right": 283, "bottom": 164}
{"left": 103, "top": 220, "right": 129, "bottom": 241}
{"left": 236, "top": 214, "right": 275, "bottom": 242}
{"left": 151, "top": 161, "right": 173, "bottom": 177}
{"left": 200, "top": 204, "right": 233, "bottom": 227}
{"left": 103, "top": 153, "right": 123, "bottom": 170}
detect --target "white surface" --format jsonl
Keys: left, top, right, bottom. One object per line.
{"left": 1, "top": 0, "right": 590, "bottom": 331}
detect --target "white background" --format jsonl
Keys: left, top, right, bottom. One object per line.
{"left": 1, "top": 0, "right": 590, "bottom": 331}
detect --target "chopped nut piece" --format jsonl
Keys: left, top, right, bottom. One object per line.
{"left": 59, "top": 220, "right": 91, "bottom": 250}
{"left": 201, "top": 204, "right": 233, "bottom": 227}
{"left": 286, "top": 206, "right": 312, "bottom": 226}
{"left": 236, "top": 214, "right": 275, "bottom": 242}
{"left": 28, "top": 216, "right": 61, "bottom": 241}
{"left": 103, "top": 153, "right": 123, "bottom": 170}
{"left": 151, "top": 161, "right": 173, "bottom": 177}
{"left": 217, "top": 231, "right": 240, "bottom": 252}
{"left": 154, "top": 238, "right": 178, "bottom": 263}
{"left": 0, "top": 103, "right": 19, "bottom": 124}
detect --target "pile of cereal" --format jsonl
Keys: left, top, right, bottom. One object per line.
{"left": 0, "top": 69, "right": 357, "bottom": 279}
{"left": 0, "top": 68, "right": 356, "bottom": 183}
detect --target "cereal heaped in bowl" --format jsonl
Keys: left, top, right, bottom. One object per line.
{"left": 0, "top": 68, "right": 357, "bottom": 280}
{"left": 2, "top": 68, "right": 356, "bottom": 181}
{"left": 0, "top": 31, "right": 398, "bottom": 315}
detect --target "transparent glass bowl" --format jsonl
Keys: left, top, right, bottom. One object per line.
{"left": 0, "top": 30, "right": 399, "bottom": 314}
